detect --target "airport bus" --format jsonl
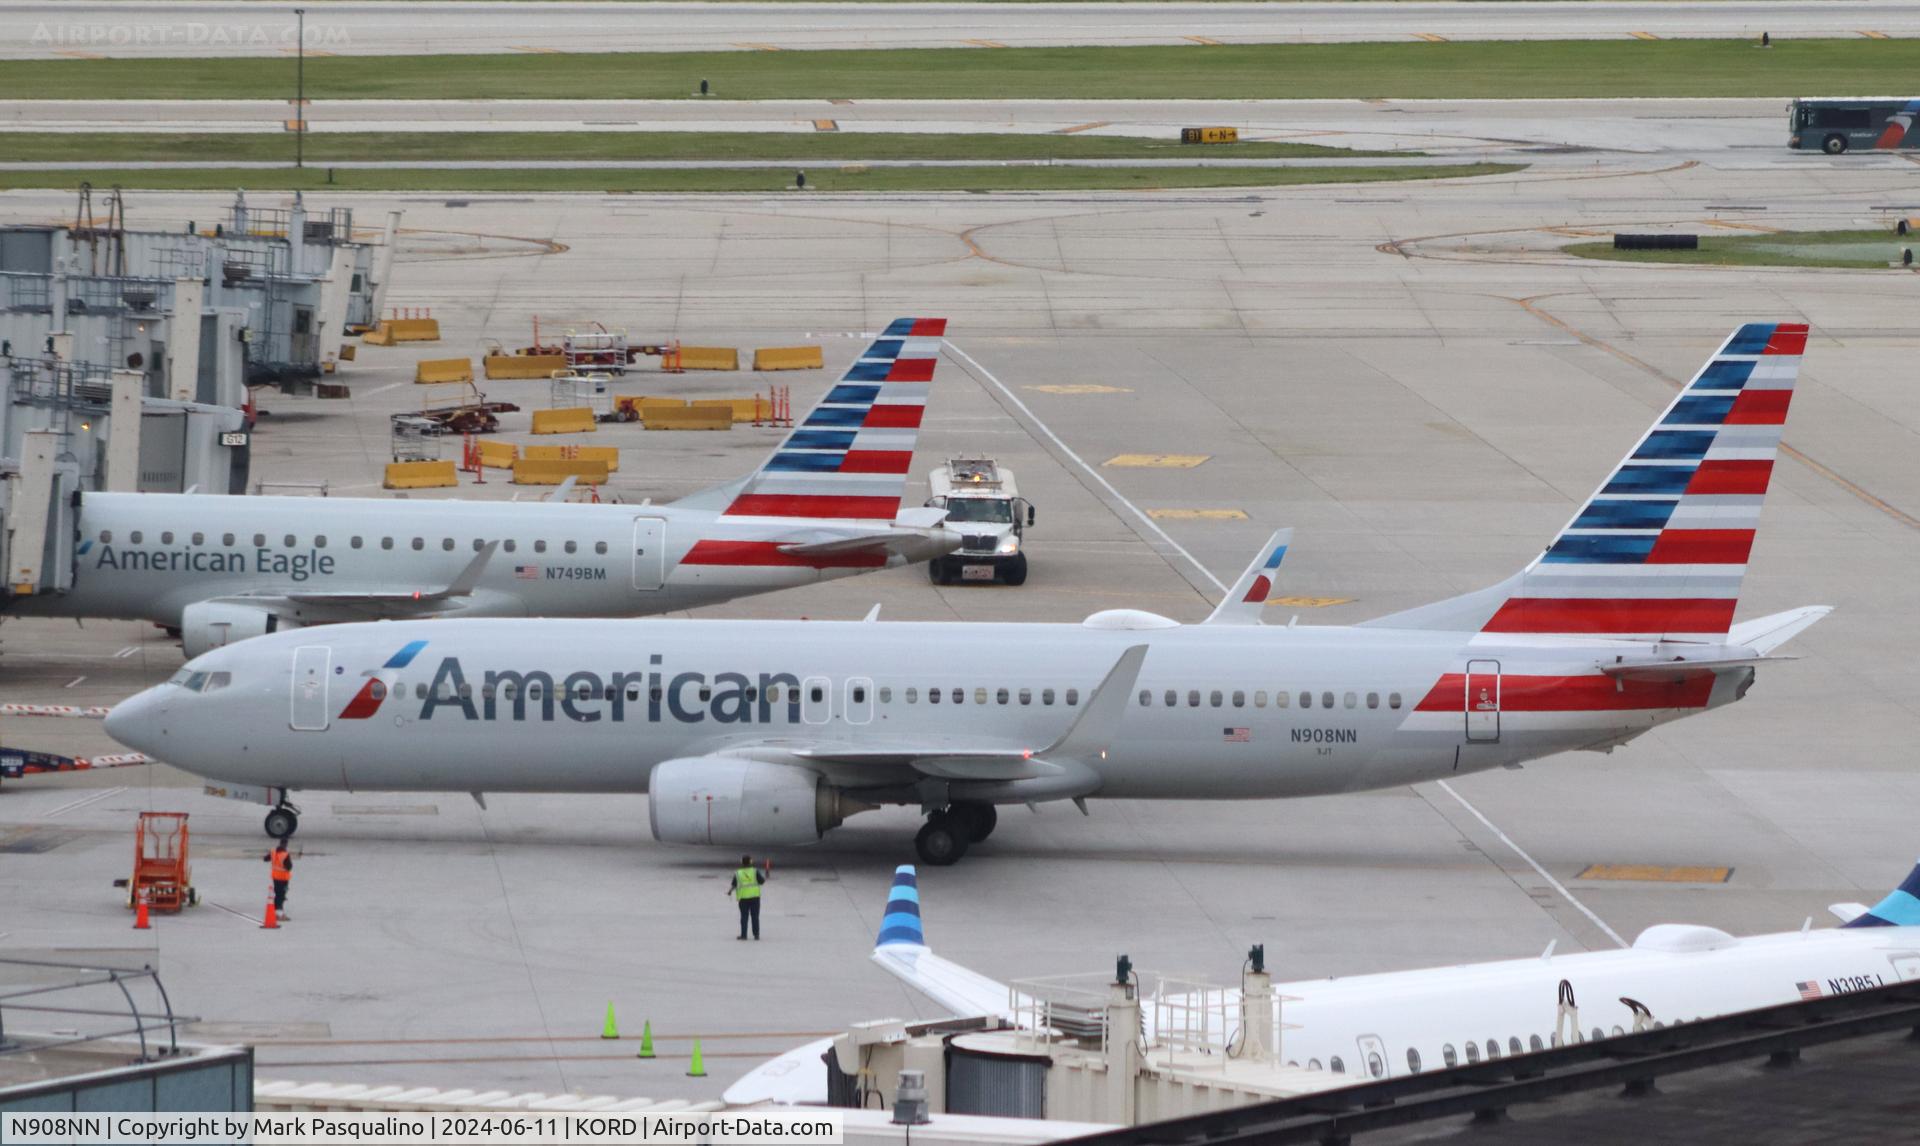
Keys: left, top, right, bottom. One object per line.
{"left": 1788, "top": 98, "right": 1920, "bottom": 154}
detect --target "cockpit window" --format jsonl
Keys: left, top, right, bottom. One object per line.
{"left": 172, "top": 669, "right": 233, "bottom": 693}
{"left": 206, "top": 672, "right": 232, "bottom": 692}
{"left": 185, "top": 672, "right": 209, "bottom": 692}
{"left": 169, "top": 668, "right": 193, "bottom": 685}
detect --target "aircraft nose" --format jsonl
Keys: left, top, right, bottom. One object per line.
{"left": 104, "top": 686, "right": 168, "bottom": 753}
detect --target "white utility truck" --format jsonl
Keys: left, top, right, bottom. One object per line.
{"left": 925, "top": 457, "right": 1035, "bottom": 585}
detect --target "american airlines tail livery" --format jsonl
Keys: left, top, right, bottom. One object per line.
{"left": 106, "top": 323, "right": 1828, "bottom": 861}
{"left": 12, "top": 318, "right": 959, "bottom": 656}
{"left": 727, "top": 861, "right": 1920, "bottom": 1104}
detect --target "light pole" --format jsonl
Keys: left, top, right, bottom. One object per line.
{"left": 294, "top": 8, "right": 306, "bottom": 168}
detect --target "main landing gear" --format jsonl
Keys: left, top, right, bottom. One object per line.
{"left": 913, "top": 802, "right": 998, "bottom": 866}
{"left": 263, "top": 800, "right": 300, "bottom": 840}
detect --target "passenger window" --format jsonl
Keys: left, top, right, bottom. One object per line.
{"left": 1366, "top": 1052, "right": 1384, "bottom": 1079}
{"left": 1592, "top": 1027, "right": 1604, "bottom": 1043}
{"left": 906, "top": 688, "right": 918, "bottom": 703}
{"left": 951, "top": 688, "right": 963, "bottom": 704}
{"left": 1042, "top": 689, "right": 1055, "bottom": 705}
{"left": 191, "top": 532, "right": 204, "bottom": 546}
{"left": 415, "top": 683, "right": 427, "bottom": 700}
{"left": 1019, "top": 688, "right": 1031, "bottom": 705}
{"left": 1254, "top": 690, "right": 1266, "bottom": 708}
{"left": 853, "top": 686, "right": 867, "bottom": 704}
{"left": 131, "top": 531, "right": 144, "bottom": 544}
{"left": 1232, "top": 690, "right": 1245, "bottom": 708}
{"left": 878, "top": 687, "right": 891, "bottom": 703}
{"left": 100, "top": 530, "right": 113, "bottom": 543}
{"left": 315, "top": 535, "right": 327, "bottom": 549}
{"left": 1442, "top": 1044, "right": 1458, "bottom": 1068}
{"left": 974, "top": 687, "right": 987, "bottom": 705}
{"left": 382, "top": 537, "right": 394, "bottom": 550}
{"left": 1321, "top": 691, "right": 1335, "bottom": 709}
{"left": 595, "top": 541, "right": 608, "bottom": 555}
{"left": 1164, "top": 689, "right": 1177, "bottom": 707}
{"left": 697, "top": 686, "right": 712, "bottom": 702}
{"left": 1509, "top": 1037, "right": 1523, "bottom": 1056}
{"left": 1066, "top": 689, "right": 1078, "bottom": 706}
{"left": 764, "top": 685, "right": 780, "bottom": 703}
{"left": 223, "top": 533, "right": 235, "bottom": 546}
{"left": 1187, "top": 690, "right": 1200, "bottom": 707}
{"left": 1308, "top": 1058, "right": 1320, "bottom": 1071}
{"left": 284, "top": 534, "right": 296, "bottom": 548}
{"left": 370, "top": 681, "right": 388, "bottom": 701}
{"left": 535, "top": 540, "right": 547, "bottom": 553}
{"left": 351, "top": 536, "right": 363, "bottom": 549}
{"left": 929, "top": 688, "right": 941, "bottom": 705}
{"left": 1611, "top": 1026, "right": 1623, "bottom": 1037}
{"left": 1367, "top": 692, "right": 1379, "bottom": 709}
{"left": 473, "top": 539, "right": 486, "bottom": 552}
{"left": 1528, "top": 1035, "right": 1543, "bottom": 1052}
{"left": 1299, "top": 691, "right": 1312, "bottom": 709}
{"left": 1344, "top": 691, "right": 1356, "bottom": 709}
{"left": 1406, "top": 1048, "right": 1421, "bottom": 1073}
{"left": 412, "top": 538, "right": 424, "bottom": 551}
{"left": 1465, "top": 1042, "right": 1480, "bottom": 1064}
{"left": 161, "top": 531, "right": 174, "bottom": 545}
{"left": 1330, "top": 1056, "right": 1345, "bottom": 1074}
{"left": 1274, "top": 690, "right": 1288, "bottom": 708}
{"left": 565, "top": 541, "right": 578, "bottom": 554}
{"left": 1138, "top": 690, "right": 1150, "bottom": 707}
{"left": 996, "top": 688, "right": 1009, "bottom": 705}
{"left": 1209, "top": 690, "right": 1222, "bottom": 707}
{"left": 442, "top": 538, "right": 455, "bottom": 551}
{"left": 809, "top": 686, "right": 824, "bottom": 703}
{"left": 504, "top": 540, "right": 516, "bottom": 553}
{"left": 1389, "top": 692, "right": 1403, "bottom": 710}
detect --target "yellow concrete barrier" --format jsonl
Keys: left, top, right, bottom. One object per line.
{"left": 383, "top": 460, "right": 460, "bottom": 490}
{"left": 483, "top": 353, "right": 567, "bottom": 380}
{"left": 692, "top": 398, "right": 764, "bottom": 423}
{"left": 338, "top": 344, "right": 356, "bottom": 362}
{"left": 361, "top": 325, "right": 395, "bottom": 346}
{"left": 512, "top": 458, "right": 611, "bottom": 485}
{"left": 385, "top": 318, "right": 442, "bottom": 343}
{"left": 752, "top": 346, "right": 823, "bottom": 372}
{"left": 677, "top": 346, "right": 739, "bottom": 371}
{"left": 644, "top": 405, "right": 733, "bottom": 431}
{"left": 475, "top": 439, "right": 519, "bottom": 469}
{"left": 414, "top": 357, "right": 474, "bottom": 385}
{"left": 531, "top": 407, "right": 598, "bottom": 435}
{"left": 523, "top": 444, "right": 620, "bottom": 472}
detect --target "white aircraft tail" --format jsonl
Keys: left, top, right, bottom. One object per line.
{"left": 1362, "top": 323, "right": 1822, "bottom": 642}
{"left": 870, "top": 865, "right": 1017, "bottom": 1021}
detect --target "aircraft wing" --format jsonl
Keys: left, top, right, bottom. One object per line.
{"left": 871, "top": 866, "right": 1020, "bottom": 1022}
{"left": 220, "top": 542, "right": 500, "bottom": 619}
{"left": 1203, "top": 528, "right": 1292, "bottom": 626}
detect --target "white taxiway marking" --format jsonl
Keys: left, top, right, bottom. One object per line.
{"left": 942, "top": 336, "right": 1624, "bottom": 950}
{"left": 113, "top": 646, "right": 139, "bottom": 658}
{"left": 64, "top": 676, "right": 85, "bottom": 688}
{"left": 45, "top": 787, "right": 125, "bottom": 818}
{"left": 358, "top": 381, "right": 410, "bottom": 397}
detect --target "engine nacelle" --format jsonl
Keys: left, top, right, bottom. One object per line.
{"left": 179, "top": 600, "right": 296, "bottom": 658}
{"left": 648, "top": 757, "right": 852, "bottom": 847}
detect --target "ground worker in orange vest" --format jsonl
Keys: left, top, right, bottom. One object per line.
{"left": 263, "top": 836, "right": 294, "bottom": 921}
{"left": 728, "top": 854, "right": 770, "bottom": 940}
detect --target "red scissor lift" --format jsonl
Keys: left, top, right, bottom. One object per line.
{"left": 129, "top": 812, "right": 197, "bottom": 912}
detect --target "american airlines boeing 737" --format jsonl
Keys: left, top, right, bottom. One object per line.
{"left": 727, "top": 861, "right": 1920, "bottom": 1105}
{"left": 106, "top": 323, "right": 1828, "bottom": 861}
{"left": 11, "top": 318, "right": 959, "bottom": 656}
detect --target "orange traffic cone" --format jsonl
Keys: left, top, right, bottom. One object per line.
{"left": 133, "top": 891, "right": 150, "bottom": 930}
{"left": 261, "top": 899, "right": 279, "bottom": 929}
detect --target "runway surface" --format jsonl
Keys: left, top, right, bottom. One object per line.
{"left": 2, "top": 142, "right": 1918, "bottom": 1103}
{"left": 9, "top": 0, "right": 1920, "bottom": 58}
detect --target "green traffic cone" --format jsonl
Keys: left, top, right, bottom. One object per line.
{"left": 687, "top": 1037, "right": 707, "bottom": 1077}
{"left": 636, "top": 1020, "right": 656, "bottom": 1059}
{"left": 602, "top": 1002, "right": 619, "bottom": 1040}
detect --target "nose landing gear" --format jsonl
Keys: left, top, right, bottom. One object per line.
{"left": 913, "top": 802, "right": 999, "bottom": 866}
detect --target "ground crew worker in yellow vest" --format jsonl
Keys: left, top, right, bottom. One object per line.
{"left": 728, "top": 854, "right": 770, "bottom": 940}
{"left": 263, "top": 836, "right": 294, "bottom": 921}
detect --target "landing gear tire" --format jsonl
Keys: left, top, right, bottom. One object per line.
{"left": 928, "top": 558, "right": 949, "bottom": 586}
{"left": 915, "top": 814, "right": 970, "bottom": 866}
{"left": 264, "top": 807, "right": 299, "bottom": 839}
{"left": 1001, "top": 554, "right": 1028, "bottom": 587}
{"left": 1823, "top": 133, "right": 1848, "bottom": 155}
{"left": 951, "top": 802, "right": 998, "bottom": 842}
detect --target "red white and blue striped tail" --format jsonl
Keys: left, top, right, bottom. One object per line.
{"left": 1483, "top": 322, "right": 1806, "bottom": 641}
{"left": 721, "top": 318, "right": 945, "bottom": 521}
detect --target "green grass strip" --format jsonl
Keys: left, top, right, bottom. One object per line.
{"left": 0, "top": 163, "right": 1521, "bottom": 194}
{"left": 0, "top": 40, "right": 1907, "bottom": 100}
{"left": 1565, "top": 229, "right": 1911, "bottom": 270}
{"left": 0, "top": 131, "right": 1400, "bottom": 164}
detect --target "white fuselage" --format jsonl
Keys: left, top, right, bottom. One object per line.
{"left": 10, "top": 492, "right": 937, "bottom": 629}
{"left": 104, "top": 613, "right": 1754, "bottom": 802}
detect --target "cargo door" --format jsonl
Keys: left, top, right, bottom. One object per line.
{"left": 290, "top": 646, "right": 331, "bottom": 731}
{"left": 632, "top": 516, "right": 665, "bottom": 590}
{"left": 1465, "top": 659, "right": 1501, "bottom": 743}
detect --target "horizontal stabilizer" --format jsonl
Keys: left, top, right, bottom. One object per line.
{"left": 1726, "top": 606, "right": 1833, "bottom": 655}
{"left": 1829, "top": 902, "right": 1870, "bottom": 924}
{"left": 1205, "top": 528, "right": 1292, "bottom": 626}
{"left": 1600, "top": 654, "right": 1794, "bottom": 682}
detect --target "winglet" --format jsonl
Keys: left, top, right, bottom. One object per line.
{"left": 441, "top": 540, "right": 499, "bottom": 598}
{"left": 876, "top": 865, "right": 925, "bottom": 949}
{"left": 1204, "top": 528, "right": 1293, "bottom": 626}
{"left": 1038, "top": 644, "right": 1149, "bottom": 763}
{"left": 546, "top": 476, "right": 578, "bottom": 504}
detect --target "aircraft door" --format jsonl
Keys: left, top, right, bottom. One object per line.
{"left": 801, "top": 676, "right": 832, "bottom": 725}
{"left": 290, "top": 646, "right": 331, "bottom": 731}
{"left": 632, "top": 517, "right": 666, "bottom": 590}
{"left": 1355, "top": 1034, "right": 1389, "bottom": 1080}
{"left": 1465, "top": 659, "right": 1501, "bottom": 743}
{"left": 845, "top": 677, "right": 874, "bottom": 725}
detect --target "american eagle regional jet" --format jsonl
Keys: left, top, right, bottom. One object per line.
{"left": 106, "top": 323, "right": 1828, "bottom": 861}
{"left": 726, "top": 860, "right": 1920, "bottom": 1105}
{"left": 11, "top": 319, "right": 960, "bottom": 657}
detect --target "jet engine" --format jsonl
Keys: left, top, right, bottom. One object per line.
{"left": 647, "top": 757, "right": 860, "bottom": 847}
{"left": 179, "top": 601, "right": 293, "bottom": 658}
